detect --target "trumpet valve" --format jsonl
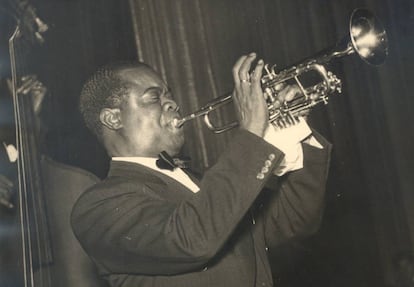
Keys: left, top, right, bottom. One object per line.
{"left": 264, "top": 64, "right": 274, "bottom": 78}
{"left": 262, "top": 64, "right": 278, "bottom": 84}
{"left": 265, "top": 87, "right": 275, "bottom": 102}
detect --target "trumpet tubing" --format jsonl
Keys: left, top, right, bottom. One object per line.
{"left": 175, "top": 8, "right": 388, "bottom": 134}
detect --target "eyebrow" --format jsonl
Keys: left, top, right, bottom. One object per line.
{"left": 142, "top": 86, "right": 170, "bottom": 95}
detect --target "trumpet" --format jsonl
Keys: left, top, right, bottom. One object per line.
{"left": 173, "top": 8, "right": 388, "bottom": 133}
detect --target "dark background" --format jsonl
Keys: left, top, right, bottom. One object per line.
{"left": 1, "top": 0, "right": 413, "bottom": 286}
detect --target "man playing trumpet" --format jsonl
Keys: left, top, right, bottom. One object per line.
{"left": 71, "top": 52, "right": 331, "bottom": 287}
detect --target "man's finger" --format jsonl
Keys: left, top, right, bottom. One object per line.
{"left": 251, "top": 59, "right": 264, "bottom": 85}
{"left": 232, "top": 55, "right": 248, "bottom": 84}
{"left": 277, "top": 85, "right": 301, "bottom": 102}
{"left": 238, "top": 53, "right": 256, "bottom": 81}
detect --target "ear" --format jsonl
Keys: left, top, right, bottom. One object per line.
{"left": 100, "top": 108, "right": 123, "bottom": 130}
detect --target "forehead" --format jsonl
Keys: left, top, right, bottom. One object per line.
{"left": 117, "top": 66, "right": 167, "bottom": 92}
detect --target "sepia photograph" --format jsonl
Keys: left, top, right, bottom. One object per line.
{"left": 0, "top": 0, "right": 413, "bottom": 286}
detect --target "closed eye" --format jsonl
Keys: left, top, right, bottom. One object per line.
{"left": 142, "top": 87, "right": 162, "bottom": 103}
{"left": 141, "top": 86, "right": 173, "bottom": 104}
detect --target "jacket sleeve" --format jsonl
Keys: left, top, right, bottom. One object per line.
{"left": 71, "top": 130, "right": 285, "bottom": 276}
{"left": 262, "top": 131, "right": 332, "bottom": 249}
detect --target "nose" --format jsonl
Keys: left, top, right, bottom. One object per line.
{"left": 161, "top": 96, "right": 179, "bottom": 112}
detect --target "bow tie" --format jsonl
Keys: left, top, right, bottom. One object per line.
{"left": 156, "top": 151, "right": 189, "bottom": 171}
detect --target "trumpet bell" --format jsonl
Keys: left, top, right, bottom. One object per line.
{"left": 349, "top": 8, "right": 388, "bottom": 66}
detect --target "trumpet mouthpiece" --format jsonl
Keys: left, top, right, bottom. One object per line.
{"left": 173, "top": 118, "right": 184, "bottom": 128}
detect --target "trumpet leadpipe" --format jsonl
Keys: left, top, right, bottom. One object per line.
{"left": 173, "top": 94, "right": 233, "bottom": 128}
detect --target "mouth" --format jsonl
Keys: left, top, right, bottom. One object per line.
{"left": 171, "top": 118, "right": 184, "bottom": 129}
{"left": 166, "top": 116, "right": 184, "bottom": 132}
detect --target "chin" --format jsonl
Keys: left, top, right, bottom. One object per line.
{"left": 168, "top": 136, "right": 185, "bottom": 156}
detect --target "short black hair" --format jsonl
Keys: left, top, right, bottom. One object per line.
{"left": 79, "top": 62, "right": 150, "bottom": 139}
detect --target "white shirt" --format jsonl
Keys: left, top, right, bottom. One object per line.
{"left": 112, "top": 156, "right": 200, "bottom": 193}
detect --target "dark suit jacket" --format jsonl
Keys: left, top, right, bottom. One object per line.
{"left": 71, "top": 130, "right": 331, "bottom": 287}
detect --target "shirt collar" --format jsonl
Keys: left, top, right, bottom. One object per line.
{"left": 112, "top": 156, "right": 160, "bottom": 171}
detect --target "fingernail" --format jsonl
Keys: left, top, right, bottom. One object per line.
{"left": 258, "top": 59, "right": 264, "bottom": 64}
{"left": 249, "top": 52, "right": 256, "bottom": 57}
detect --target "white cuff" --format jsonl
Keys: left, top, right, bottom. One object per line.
{"left": 263, "top": 118, "right": 312, "bottom": 176}
{"left": 274, "top": 143, "right": 303, "bottom": 176}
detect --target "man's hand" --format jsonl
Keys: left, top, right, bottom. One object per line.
{"left": 232, "top": 53, "right": 267, "bottom": 137}
{"left": 269, "top": 83, "right": 309, "bottom": 128}
{"left": 270, "top": 83, "right": 300, "bottom": 107}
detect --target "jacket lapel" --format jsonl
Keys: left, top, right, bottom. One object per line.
{"left": 108, "top": 160, "right": 199, "bottom": 199}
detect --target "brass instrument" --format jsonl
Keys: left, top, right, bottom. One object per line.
{"left": 174, "top": 8, "right": 388, "bottom": 133}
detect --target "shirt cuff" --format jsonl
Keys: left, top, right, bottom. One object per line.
{"left": 274, "top": 143, "right": 303, "bottom": 176}
{"left": 263, "top": 118, "right": 320, "bottom": 175}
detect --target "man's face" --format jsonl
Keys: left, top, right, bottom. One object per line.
{"left": 116, "top": 66, "right": 184, "bottom": 157}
